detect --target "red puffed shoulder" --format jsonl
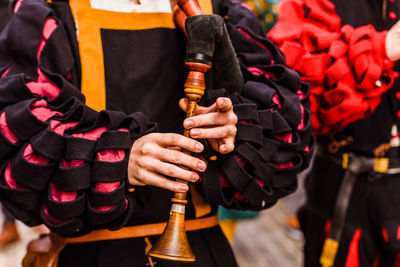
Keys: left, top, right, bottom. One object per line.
{"left": 269, "top": 0, "right": 396, "bottom": 135}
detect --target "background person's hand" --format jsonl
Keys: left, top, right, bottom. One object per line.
{"left": 179, "top": 97, "right": 238, "bottom": 154}
{"left": 128, "top": 133, "right": 206, "bottom": 192}
{"left": 386, "top": 19, "right": 400, "bottom": 62}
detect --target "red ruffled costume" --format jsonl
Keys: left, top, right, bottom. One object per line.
{"left": 268, "top": 0, "right": 396, "bottom": 135}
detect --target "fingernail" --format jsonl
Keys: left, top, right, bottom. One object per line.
{"left": 220, "top": 145, "right": 227, "bottom": 153}
{"left": 179, "top": 184, "right": 189, "bottom": 192}
{"left": 184, "top": 120, "right": 193, "bottom": 128}
{"left": 195, "top": 143, "right": 203, "bottom": 152}
{"left": 191, "top": 129, "right": 200, "bottom": 137}
{"left": 192, "top": 173, "right": 199, "bottom": 181}
{"left": 198, "top": 161, "right": 206, "bottom": 171}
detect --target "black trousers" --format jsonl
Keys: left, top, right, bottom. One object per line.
{"left": 299, "top": 156, "right": 400, "bottom": 267}
{"left": 59, "top": 225, "right": 237, "bottom": 267}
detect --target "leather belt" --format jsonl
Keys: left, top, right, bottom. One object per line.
{"left": 66, "top": 214, "right": 219, "bottom": 244}
{"left": 316, "top": 145, "right": 400, "bottom": 174}
{"left": 318, "top": 144, "right": 400, "bottom": 267}
{"left": 320, "top": 155, "right": 364, "bottom": 267}
{"left": 22, "top": 215, "right": 219, "bottom": 267}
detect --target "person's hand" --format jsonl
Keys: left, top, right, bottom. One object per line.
{"left": 386, "top": 19, "right": 400, "bottom": 62}
{"left": 128, "top": 133, "right": 206, "bottom": 192}
{"left": 179, "top": 97, "right": 238, "bottom": 154}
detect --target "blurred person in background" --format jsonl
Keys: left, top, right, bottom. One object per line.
{"left": 270, "top": 0, "right": 400, "bottom": 266}
{"left": 243, "top": 0, "right": 280, "bottom": 31}
{"left": 0, "top": 0, "right": 314, "bottom": 266}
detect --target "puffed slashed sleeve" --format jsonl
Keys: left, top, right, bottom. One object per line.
{"left": 0, "top": 0, "right": 156, "bottom": 237}
{"left": 268, "top": 0, "right": 396, "bottom": 135}
{"left": 199, "top": 0, "right": 315, "bottom": 211}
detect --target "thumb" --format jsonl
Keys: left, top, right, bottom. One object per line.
{"left": 386, "top": 19, "right": 400, "bottom": 62}
{"left": 179, "top": 98, "right": 215, "bottom": 114}
{"left": 179, "top": 98, "right": 188, "bottom": 112}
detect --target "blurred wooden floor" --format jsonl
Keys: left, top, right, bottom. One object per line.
{"left": 232, "top": 201, "right": 303, "bottom": 267}
{"left": 0, "top": 201, "right": 303, "bottom": 267}
{"left": 0, "top": 219, "right": 37, "bottom": 267}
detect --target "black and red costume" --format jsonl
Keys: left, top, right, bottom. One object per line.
{"left": 0, "top": 0, "right": 313, "bottom": 266}
{"left": 270, "top": 0, "right": 400, "bottom": 266}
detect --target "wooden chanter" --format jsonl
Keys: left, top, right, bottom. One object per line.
{"left": 147, "top": 0, "right": 210, "bottom": 262}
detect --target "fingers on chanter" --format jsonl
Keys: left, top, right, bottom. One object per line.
{"left": 156, "top": 133, "right": 203, "bottom": 153}
{"left": 154, "top": 148, "right": 207, "bottom": 172}
{"left": 216, "top": 97, "right": 233, "bottom": 112}
{"left": 153, "top": 160, "right": 200, "bottom": 183}
{"left": 190, "top": 125, "right": 237, "bottom": 139}
{"left": 219, "top": 140, "right": 235, "bottom": 154}
{"left": 141, "top": 169, "right": 189, "bottom": 192}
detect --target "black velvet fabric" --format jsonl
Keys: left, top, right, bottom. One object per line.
{"left": 11, "top": 144, "right": 57, "bottom": 191}
{"left": 198, "top": 0, "right": 314, "bottom": 210}
{"left": 40, "top": 209, "right": 87, "bottom": 237}
{"left": 90, "top": 180, "right": 125, "bottom": 206}
{"left": 52, "top": 163, "right": 91, "bottom": 191}
{"left": 46, "top": 191, "right": 86, "bottom": 219}
{"left": 0, "top": 0, "right": 155, "bottom": 236}
{"left": 0, "top": 0, "right": 10, "bottom": 33}
{"left": 30, "top": 128, "right": 67, "bottom": 160}
{"left": 86, "top": 199, "right": 128, "bottom": 226}
{"left": 64, "top": 137, "right": 96, "bottom": 161}
{"left": 0, "top": 127, "right": 19, "bottom": 161}
{"left": 5, "top": 99, "right": 49, "bottom": 141}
